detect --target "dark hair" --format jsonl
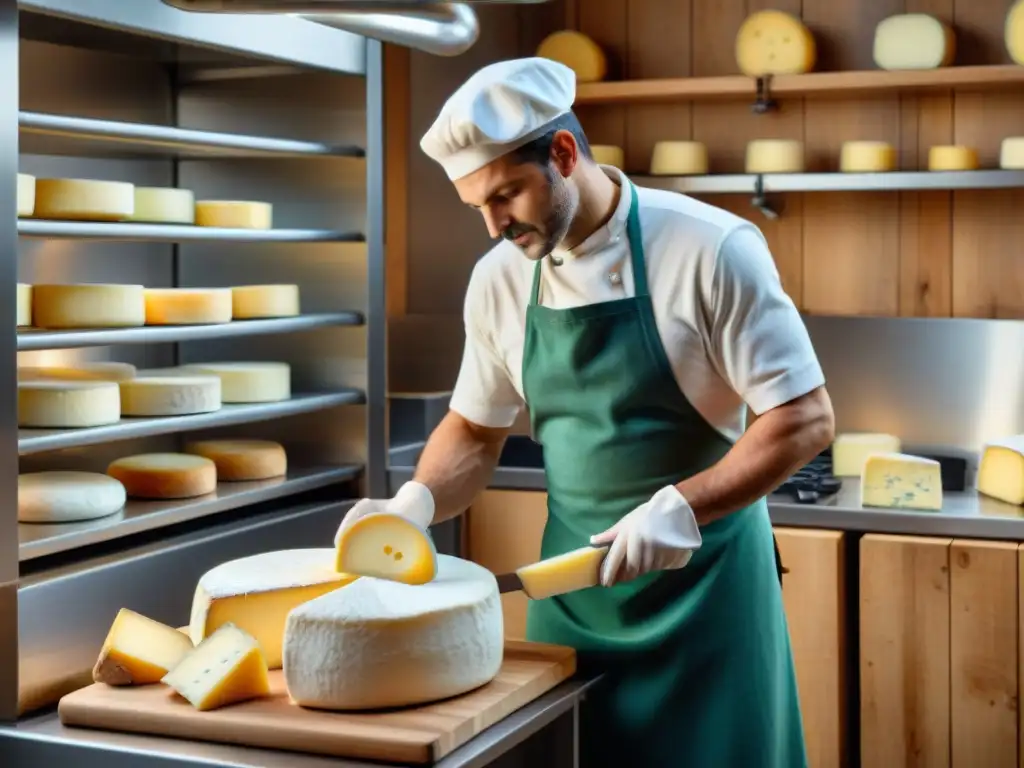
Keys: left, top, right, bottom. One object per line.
{"left": 508, "top": 111, "right": 593, "bottom": 168}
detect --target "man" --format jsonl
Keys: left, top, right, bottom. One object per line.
{"left": 336, "top": 57, "right": 834, "bottom": 767}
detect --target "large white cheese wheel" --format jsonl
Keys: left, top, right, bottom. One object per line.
{"left": 999, "top": 137, "right": 1024, "bottom": 169}
{"left": 190, "top": 548, "right": 358, "bottom": 669}
{"left": 283, "top": 554, "right": 503, "bottom": 710}
{"left": 16, "top": 283, "right": 31, "bottom": 326}
{"left": 231, "top": 284, "right": 300, "bottom": 319}
{"left": 735, "top": 10, "right": 816, "bottom": 77}
{"left": 33, "top": 178, "right": 134, "bottom": 221}
{"left": 130, "top": 187, "right": 195, "bottom": 224}
{"left": 18, "top": 379, "right": 121, "bottom": 428}
{"left": 181, "top": 362, "right": 290, "bottom": 403}
{"left": 184, "top": 439, "right": 287, "bottom": 481}
{"left": 1008, "top": 0, "right": 1024, "bottom": 66}
{"left": 536, "top": 30, "right": 607, "bottom": 83}
{"left": 589, "top": 145, "right": 624, "bottom": 168}
{"left": 927, "top": 145, "right": 979, "bottom": 171}
{"left": 839, "top": 141, "right": 897, "bottom": 173}
{"left": 18, "top": 362, "right": 137, "bottom": 383}
{"left": 650, "top": 141, "right": 709, "bottom": 175}
{"left": 873, "top": 14, "right": 955, "bottom": 70}
{"left": 860, "top": 452, "right": 943, "bottom": 511}
{"left": 32, "top": 284, "right": 145, "bottom": 329}
{"left": 195, "top": 201, "right": 272, "bottom": 229}
{"left": 107, "top": 453, "right": 217, "bottom": 500}
{"left": 118, "top": 375, "right": 221, "bottom": 417}
{"left": 17, "top": 173, "right": 35, "bottom": 217}
{"left": 832, "top": 432, "right": 902, "bottom": 477}
{"left": 746, "top": 139, "right": 805, "bottom": 173}
{"left": 18, "top": 471, "right": 127, "bottom": 523}
{"left": 143, "top": 288, "right": 232, "bottom": 325}
{"left": 977, "top": 436, "right": 1024, "bottom": 506}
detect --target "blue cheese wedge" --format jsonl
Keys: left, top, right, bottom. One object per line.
{"left": 860, "top": 452, "right": 942, "bottom": 511}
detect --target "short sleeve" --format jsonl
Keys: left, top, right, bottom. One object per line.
{"left": 707, "top": 226, "right": 825, "bottom": 415}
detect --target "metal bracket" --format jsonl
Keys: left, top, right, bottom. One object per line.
{"left": 752, "top": 76, "right": 778, "bottom": 114}
{"left": 751, "top": 175, "right": 780, "bottom": 219}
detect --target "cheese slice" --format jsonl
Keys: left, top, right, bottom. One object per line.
{"left": 118, "top": 375, "right": 221, "bottom": 416}
{"left": 189, "top": 548, "right": 358, "bottom": 669}
{"left": 107, "top": 453, "right": 217, "bottom": 500}
{"left": 1007, "top": 0, "right": 1024, "bottom": 66}
{"left": 184, "top": 439, "right": 287, "bottom": 481}
{"left": 231, "top": 284, "right": 300, "bottom": 319}
{"left": 33, "top": 178, "right": 134, "bottom": 221}
{"left": 18, "top": 361, "right": 137, "bottom": 383}
{"left": 32, "top": 284, "right": 145, "bottom": 329}
{"left": 180, "top": 361, "right": 290, "bottom": 403}
{"left": 17, "top": 173, "right": 35, "bottom": 217}
{"left": 873, "top": 14, "right": 955, "bottom": 70}
{"left": 162, "top": 623, "right": 271, "bottom": 711}
{"left": 93, "top": 608, "right": 194, "bottom": 686}
{"left": 16, "top": 283, "right": 31, "bottom": 326}
{"left": 999, "top": 137, "right": 1024, "bottom": 169}
{"left": 335, "top": 512, "right": 438, "bottom": 585}
{"left": 650, "top": 141, "right": 709, "bottom": 175}
{"left": 195, "top": 201, "right": 272, "bottom": 229}
{"left": 839, "top": 141, "right": 897, "bottom": 173}
{"left": 977, "top": 436, "right": 1024, "bottom": 506}
{"left": 18, "top": 379, "right": 121, "bottom": 428}
{"left": 130, "top": 187, "right": 195, "bottom": 224}
{"left": 860, "top": 452, "right": 943, "bottom": 511}
{"left": 283, "top": 554, "right": 503, "bottom": 710}
{"left": 144, "top": 288, "right": 232, "bottom": 325}
{"left": 590, "top": 145, "right": 624, "bottom": 168}
{"left": 516, "top": 545, "right": 609, "bottom": 600}
{"left": 746, "top": 139, "right": 804, "bottom": 173}
{"left": 832, "top": 432, "right": 902, "bottom": 476}
{"left": 18, "top": 471, "right": 126, "bottom": 523}
{"left": 928, "top": 145, "right": 979, "bottom": 171}
{"left": 536, "top": 30, "right": 607, "bottom": 83}
{"left": 735, "top": 10, "right": 816, "bottom": 77}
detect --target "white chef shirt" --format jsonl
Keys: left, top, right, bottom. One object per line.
{"left": 449, "top": 165, "right": 825, "bottom": 444}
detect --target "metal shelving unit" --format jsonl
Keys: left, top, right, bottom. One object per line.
{"left": 17, "top": 219, "right": 365, "bottom": 241}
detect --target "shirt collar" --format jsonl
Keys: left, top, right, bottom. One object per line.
{"left": 550, "top": 164, "right": 631, "bottom": 262}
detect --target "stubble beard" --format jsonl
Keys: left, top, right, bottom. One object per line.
{"left": 530, "top": 172, "right": 577, "bottom": 263}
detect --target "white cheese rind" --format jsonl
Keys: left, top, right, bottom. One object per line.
{"left": 33, "top": 178, "right": 134, "bottom": 221}
{"left": 118, "top": 375, "right": 222, "bottom": 417}
{"left": 130, "top": 187, "right": 195, "bottom": 224}
{"left": 860, "top": 452, "right": 943, "bottom": 511}
{"left": 873, "top": 14, "right": 956, "bottom": 70}
{"left": 32, "top": 284, "right": 145, "bottom": 329}
{"left": 18, "top": 471, "right": 127, "bottom": 523}
{"left": 18, "top": 379, "right": 121, "bottom": 428}
{"left": 180, "top": 362, "right": 290, "bottom": 403}
{"left": 999, "top": 137, "right": 1024, "bottom": 169}
{"left": 17, "top": 174, "right": 35, "bottom": 217}
{"left": 16, "top": 283, "right": 31, "bottom": 326}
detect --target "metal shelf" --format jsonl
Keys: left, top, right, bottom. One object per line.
{"left": 17, "top": 312, "right": 363, "bottom": 351}
{"left": 18, "top": 463, "right": 361, "bottom": 561}
{"left": 18, "top": 220, "right": 364, "bottom": 242}
{"left": 19, "top": 390, "right": 364, "bottom": 455}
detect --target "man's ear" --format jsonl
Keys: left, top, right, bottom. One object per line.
{"left": 549, "top": 129, "right": 580, "bottom": 178}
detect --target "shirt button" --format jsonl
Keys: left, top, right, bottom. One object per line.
{"left": 608, "top": 271, "right": 622, "bottom": 285}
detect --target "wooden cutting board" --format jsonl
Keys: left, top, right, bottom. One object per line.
{"left": 58, "top": 640, "right": 577, "bottom": 764}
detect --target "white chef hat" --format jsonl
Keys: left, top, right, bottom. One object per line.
{"left": 419, "top": 57, "right": 576, "bottom": 181}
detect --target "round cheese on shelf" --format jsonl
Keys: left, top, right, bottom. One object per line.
{"left": 32, "top": 284, "right": 145, "bottom": 329}
{"left": 283, "top": 554, "right": 504, "bottom": 710}
{"left": 118, "top": 375, "right": 221, "bottom": 417}
{"left": 735, "top": 10, "right": 816, "bottom": 77}
{"left": 839, "top": 141, "right": 897, "bottom": 173}
{"left": 184, "top": 439, "right": 287, "bottom": 481}
{"left": 873, "top": 14, "right": 955, "bottom": 71}
{"left": 16, "top": 283, "right": 31, "bottom": 326}
{"left": 18, "top": 471, "right": 126, "bottom": 523}
{"left": 231, "top": 284, "right": 300, "bottom": 319}
{"left": 143, "top": 288, "right": 232, "bottom": 325}
{"left": 18, "top": 361, "right": 137, "bottom": 383}
{"left": 1008, "top": 0, "right": 1024, "bottom": 66}
{"left": 589, "top": 145, "right": 624, "bottom": 168}
{"left": 927, "top": 145, "right": 979, "bottom": 171}
{"left": 536, "top": 30, "right": 607, "bottom": 83}
{"left": 745, "top": 139, "right": 805, "bottom": 173}
{"left": 33, "top": 178, "right": 134, "bottom": 221}
{"left": 650, "top": 141, "right": 709, "bottom": 175}
{"left": 181, "top": 362, "right": 290, "bottom": 403}
{"left": 17, "top": 173, "right": 35, "bottom": 217}
{"left": 18, "top": 379, "right": 121, "bottom": 428}
{"left": 195, "top": 201, "right": 272, "bottom": 230}
{"left": 130, "top": 187, "right": 195, "bottom": 224}
{"left": 999, "top": 137, "right": 1024, "bottom": 169}
{"left": 107, "top": 453, "right": 217, "bottom": 500}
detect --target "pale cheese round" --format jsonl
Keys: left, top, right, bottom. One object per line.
{"left": 231, "top": 285, "right": 300, "bottom": 319}
{"left": 536, "top": 30, "right": 607, "bottom": 83}
{"left": 195, "top": 201, "right": 272, "bottom": 230}
{"left": 589, "top": 145, "right": 624, "bottom": 168}
{"left": 184, "top": 439, "right": 287, "bottom": 481}
{"left": 735, "top": 10, "right": 816, "bottom": 77}
{"left": 32, "top": 284, "right": 145, "bottom": 329}
{"left": 873, "top": 14, "right": 955, "bottom": 71}
{"left": 999, "top": 137, "right": 1024, "bottom": 169}
{"left": 18, "top": 471, "right": 127, "bottom": 523}
{"left": 130, "top": 187, "right": 195, "bottom": 224}
{"left": 746, "top": 139, "right": 805, "bottom": 173}
{"left": 839, "top": 141, "right": 897, "bottom": 173}
{"left": 143, "top": 288, "right": 233, "bottom": 325}
{"left": 118, "top": 375, "right": 222, "bottom": 417}
{"left": 17, "top": 173, "right": 35, "bottom": 217}
{"left": 18, "top": 362, "right": 137, "bottom": 383}
{"left": 33, "top": 178, "right": 134, "bottom": 221}
{"left": 18, "top": 379, "right": 121, "bottom": 428}
{"left": 181, "top": 362, "right": 290, "bottom": 403}
{"left": 1007, "top": 0, "right": 1024, "bottom": 66}
{"left": 16, "top": 283, "right": 31, "bottom": 326}
{"left": 283, "top": 554, "right": 504, "bottom": 710}
{"left": 928, "top": 145, "right": 979, "bottom": 171}
{"left": 650, "top": 141, "right": 709, "bottom": 175}
{"left": 107, "top": 453, "right": 217, "bottom": 500}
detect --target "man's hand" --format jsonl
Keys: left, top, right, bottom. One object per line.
{"left": 590, "top": 485, "right": 702, "bottom": 587}
{"left": 333, "top": 481, "right": 435, "bottom": 547}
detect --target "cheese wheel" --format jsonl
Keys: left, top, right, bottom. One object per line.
{"left": 590, "top": 145, "right": 624, "bottom": 168}
{"left": 18, "top": 379, "right": 121, "bottom": 428}
{"left": 832, "top": 432, "right": 902, "bottom": 477}
{"left": 1007, "top": 0, "right": 1024, "bottom": 66}
{"left": 16, "top": 283, "right": 31, "bottom": 326}
{"left": 735, "top": 10, "right": 816, "bottom": 77}
{"left": 107, "top": 453, "right": 217, "bottom": 499}
{"left": 17, "top": 173, "right": 35, "bottom": 217}
{"left": 283, "top": 554, "right": 503, "bottom": 710}
{"left": 536, "top": 30, "right": 607, "bottom": 83}
{"left": 32, "top": 284, "right": 145, "bottom": 329}
{"left": 927, "top": 145, "right": 979, "bottom": 171}
{"left": 978, "top": 435, "right": 1024, "bottom": 506}
{"left": 18, "top": 362, "right": 137, "bottom": 383}
{"left": 93, "top": 608, "right": 195, "bottom": 687}
{"left": 650, "top": 141, "right": 709, "bottom": 175}
{"left": 873, "top": 14, "right": 955, "bottom": 70}
{"left": 231, "top": 284, "right": 300, "bottom": 319}
{"left": 745, "top": 139, "right": 805, "bottom": 173}
{"left": 118, "top": 375, "right": 221, "bottom": 417}
{"left": 184, "top": 439, "right": 287, "bottom": 481}
{"left": 18, "top": 471, "right": 127, "bottom": 523}
{"left": 839, "top": 141, "right": 897, "bottom": 173}
{"left": 33, "top": 178, "right": 134, "bottom": 221}
{"left": 180, "top": 362, "right": 290, "bottom": 403}
{"left": 130, "top": 187, "right": 195, "bottom": 224}
{"left": 860, "top": 453, "right": 943, "bottom": 511}
{"left": 999, "top": 137, "right": 1024, "bottom": 169}
{"left": 195, "top": 201, "right": 272, "bottom": 229}
{"left": 143, "top": 288, "right": 232, "bottom": 325}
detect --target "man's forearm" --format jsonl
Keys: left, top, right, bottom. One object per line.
{"left": 412, "top": 411, "right": 510, "bottom": 524}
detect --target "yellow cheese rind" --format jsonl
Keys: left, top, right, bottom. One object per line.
{"left": 735, "top": 10, "right": 816, "bottom": 77}
{"left": 130, "top": 187, "right": 195, "bottom": 224}
{"left": 832, "top": 432, "right": 902, "bottom": 477}
{"left": 873, "top": 14, "right": 955, "bottom": 71}
{"left": 1007, "top": 0, "right": 1024, "bottom": 66}
{"left": 162, "top": 623, "right": 271, "bottom": 711}
{"left": 32, "top": 284, "right": 145, "bottom": 329}
{"left": 977, "top": 436, "right": 1024, "bottom": 506}
{"left": 16, "top": 283, "right": 31, "bottom": 326}
{"left": 143, "top": 288, "right": 233, "bottom": 325}
{"left": 536, "top": 30, "right": 607, "bottom": 83}
{"left": 195, "top": 200, "right": 272, "bottom": 229}
{"left": 93, "top": 608, "right": 194, "bottom": 686}
{"left": 746, "top": 139, "right": 805, "bottom": 173}
{"left": 230, "top": 284, "right": 300, "bottom": 319}
{"left": 33, "top": 178, "right": 134, "bottom": 221}
{"left": 927, "top": 145, "right": 979, "bottom": 171}
{"left": 650, "top": 141, "right": 709, "bottom": 176}
{"left": 118, "top": 375, "right": 221, "bottom": 417}
{"left": 180, "top": 362, "right": 290, "bottom": 403}
{"left": 108, "top": 453, "right": 217, "bottom": 500}
{"left": 18, "top": 362, "right": 137, "bottom": 383}
{"left": 18, "top": 379, "right": 121, "bottom": 428}
{"left": 516, "top": 545, "right": 609, "bottom": 600}
{"left": 860, "top": 452, "right": 943, "bottom": 511}
{"left": 590, "top": 145, "right": 624, "bottom": 168}
{"left": 839, "top": 141, "right": 897, "bottom": 173}
{"left": 17, "top": 173, "right": 35, "bottom": 217}
{"left": 335, "top": 512, "right": 438, "bottom": 585}
{"left": 184, "top": 439, "right": 287, "bottom": 481}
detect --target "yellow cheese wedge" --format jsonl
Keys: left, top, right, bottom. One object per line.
{"left": 650, "top": 141, "right": 709, "bottom": 175}
{"left": 927, "top": 145, "right": 979, "bottom": 171}
{"left": 735, "top": 10, "right": 816, "bottom": 77}
{"left": 1007, "top": 0, "right": 1024, "bottom": 66}
{"left": 536, "top": 30, "right": 607, "bottom": 83}
{"left": 92, "top": 608, "right": 194, "bottom": 686}
{"left": 335, "top": 513, "right": 438, "bottom": 585}
{"left": 162, "top": 623, "right": 270, "bottom": 711}
{"left": 860, "top": 452, "right": 943, "bottom": 511}
{"left": 195, "top": 201, "right": 272, "bottom": 229}
{"left": 977, "top": 436, "right": 1024, "bottom": 506}
{"left": 873, "top": 14, "right": 955, "bottom": 70}
{"left": 832, "top": 432, "right": 902, "bottom": 476}
{"left": 839, "top": 141, "right": 897, "bottom": 173}
{"left": 33, "top": 178, "right": 134, "bottom": 221}
{"left": 516, "top": 545, "right": 609, "bottom": 600}
{"left": 590, "top": 145, "right": 624, "bottom": 168}
{"left": 746, "top": 139, "right": 804, "bottom": 173}
{"left": 16, "top": 283, "right": 31, "bottom": 326}
{"left": 17, "top": 173, "right": 35, "bottom": 217}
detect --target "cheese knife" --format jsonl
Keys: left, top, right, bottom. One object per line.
{"left": 494, "top": 545, "right": 610, "bottom": 600}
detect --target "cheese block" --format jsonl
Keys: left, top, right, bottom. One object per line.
{"left": 735, "top": 10, "right": 816, "bottom": 77}
{"left": 999, "top": 137, "right": 1024, "bottom": 169}
{"left": 143, "top": 288, "right": 232, "bottom": 325}
{"left": 516, "top": 545, "right": 610, "bottom": 600}
{"left": 93, "top": 608, "right": 194, "bottom": 686}
{"left": 17, "top": 173, "right": 35, "bottom": 217}
{"left": 18, "top": 379, "right": 121, "bottom": 428}
{"left": 162, "top": 623, "right": 271, "bottom": 711}
{"left": 189, "top": 548, "right": 359, "bottom": 669}
{"left": 860, "top": 452, "right": 943, "bottom": 511}
{"left": 18, "top": 471, "right": 126, "bottom": 523}
{"left": 873, "top": 14, "right": 955, "bottom": 70}
{"left": 118, "top": 375, "right": 221, "bottom": 417}
{"left": 16, "top": 283, "right": 31, "bottom": 326}
{"left": 230, "top": 284, "right": 300, "bottom": 319}
{"left": 184, "top": 439, "right": 287, "bottom": 481}
{"left": 536, "top": 30, "right": 607, "bottom": 83}
{"left": 832, "top": 432, "right": 902, "bottom": 476}
{"left": 18, "top": 361, "right": 137, "bottom": 383}
{"left": 335, "top": 512, "right": 438, "bottom": 585}
{"left": 928, "top": 145, "right": 979, "bottom": 171}
{"left": 33, "top": 178, "right": 134, "bottom": 221}
{"left": 32, "top": 284, "right": 145, "bottom": 329}
{"left": 1008, "top": 0, "right": 1024, "bottom": 66}
{"left": 590, "top": 145, "right": 624, "bottom": 168}
{"left": 107, "top": 453, "right": 217, "bottom": 500}
{"left": 839, "top": 141, "right": 897, "bottom": 173}
{"left": 650, "top": 141, "right": 709, "bottom": 175}
{"left": 130, "top": 187, "right": 195, "bottom": 224}
{"left": 283, "top": 554, "right": 503, "bottom": 710}
{"left": 195, "top": 201, "right": 272, "bottom": 229}
{"left": 746, "top": 139, "right": 804, "bottom": 173}
{"left": 977, "top": 436, "right": 1024, "bottom": 506}
{"left": 180, "top": 362, "right": 290, "bottom": 403}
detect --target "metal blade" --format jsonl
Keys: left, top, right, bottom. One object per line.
{"left": 494, "top": 571, "right": 524, "bottom": 595}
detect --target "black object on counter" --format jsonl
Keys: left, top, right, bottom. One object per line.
{"left": 773, "top": 453, "right": 842, "bottom": 505}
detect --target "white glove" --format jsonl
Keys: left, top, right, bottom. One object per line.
{"left": 589, "top": 485, "right": 702, "bottom": 587}
{"left": 333, "top": 481, "right": 435, "bottom": 547}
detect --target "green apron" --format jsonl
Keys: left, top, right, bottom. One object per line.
{"left": 521, "top": 180, "right": 808, "bottom": 767}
